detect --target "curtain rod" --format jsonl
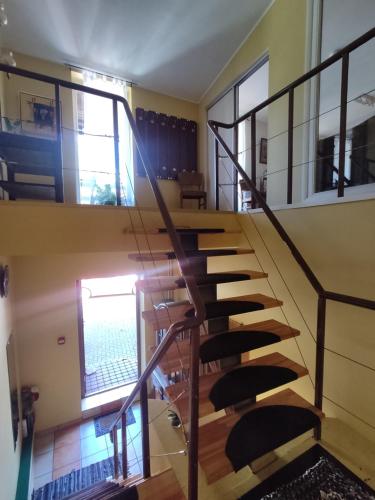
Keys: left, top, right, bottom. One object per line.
{"left": 65, "top": 63, "right": 135, "bottom": 87}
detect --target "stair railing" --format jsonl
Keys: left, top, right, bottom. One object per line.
{"left": 0, "top": 62, "right": 205, "bottom": 499}
{"left": 208, "top": 27, "right": 375, "bottom": 439}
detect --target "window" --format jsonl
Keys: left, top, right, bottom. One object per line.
{"left": 76, "top": 72, "right": 134, "bottom": 206}
{"left": 311, "top": 0, "right": 375, "bottom": 199}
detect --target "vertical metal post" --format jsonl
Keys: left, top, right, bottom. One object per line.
{"left": 54, "top": 83, "right": 64, "bottom": 203}
{"left": 314, "top": 294, "right": 326, "bottom": 440}
{"left": 338, "top": 53, "right": 349, "bottom": 198}
{"left": 121, "top": 413, "right": 128, "bottom": 479}
{"left": 112, "top": 427, "right": 119, "bottom": 479}
{"left": 250, "top": 113, "right": 256, "bottom": 209}
{"left": 188, "top": 327, "right": 200, "bottom": 500}
{"left": 112, "top": 99, "right": 122, "bottom": 205}
{"left": 233, "top": 123, "right": 238, "bottom": 212}
{"left": 140, "top": 381, "right": 151, "bottom": 478}
{"left": 215, "top": 137, "right": 219, "bottom": 210}
{"left": 287, "top": 88, "right": 294, "bottom": 204}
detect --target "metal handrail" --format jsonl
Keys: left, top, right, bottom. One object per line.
{"left": 0, "top": 62, "right": 205, "bottom": 498}
{"left": 211, "top": 27, "right": 375, "bottom": 130}
{"left": 0, "top": 61, "right": 205, "bottom": 320}
{"left": 208, "top": 27, "right": 375, "bottom": 442}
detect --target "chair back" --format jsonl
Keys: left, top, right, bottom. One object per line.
{"left": 177, "top": 171, "right": 203, "bottom": 189}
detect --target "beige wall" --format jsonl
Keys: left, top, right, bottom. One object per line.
{"left": 199, "top": 0, "right": 308, "bottom": 208}
{"left": 3, "top": 204, "right": 240, "bottom": 431}
{"left": 0, "top": 256, "right": 22, "bottom": 500}
{"left": 130, "top": 86, "right": 199, "bottom": 209}
{"left": 237, "top": 198, "right": 375, "bottom": 442}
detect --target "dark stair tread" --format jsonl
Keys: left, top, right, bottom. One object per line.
{"left": 0, "top": 180, "right": 55, "bottom": 200}
{"left": 199, "top": 319, "right": 300, "bottom": 363}
{"left": 156, "top": 319, "right": 300, "bottom": 374}
{"left": 128, "top": 248, "right": 253, "bottom": 261}
{"left": 136, "top": 269, "right": 267, "bottom": 293}
{"left": 198, "top": 388, "right": 323, "bottom": 484}
{"left": 142, "top": 294, "right": 283, "bottom": 329}
{"left": 0, "top": 131, "right": 57, "bottom": 152}
{"left": 165, "top": 352, "right": 308, "bottom": 423}
{"left": 7, "top": 162, "right": 56, "bottom": 176}
{"left": 156, "top": 227, "right": 228, "bottom": 234}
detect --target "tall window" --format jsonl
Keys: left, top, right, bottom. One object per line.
{"left": 315, "top": 0, "right": 375, "bottom": 195}
{"left": 76, "top": 72, "right": 134, "bottom": 206}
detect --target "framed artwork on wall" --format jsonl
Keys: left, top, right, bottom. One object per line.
{"left": 19, "top": 91, "right": 60, "bottom": 137}
{"left": 260, "top": 137, "right": 268, "bottom": 164}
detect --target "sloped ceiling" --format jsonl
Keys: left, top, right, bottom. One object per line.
{"left": 1, "top": 0, "right": 272, "bottom": 102}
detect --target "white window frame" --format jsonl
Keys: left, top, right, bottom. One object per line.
{"left": 303, "top": 0, "right": 375, "bottom": 207}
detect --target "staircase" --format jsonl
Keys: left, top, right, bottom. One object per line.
{"left": 64, "top": 469, "right": 184, "bottom": 499}
{"left": 0, "top": 131, "right": 61, "bottom": 201}
{"left": 136, "top": 226, "right": 323, "bottom": 492}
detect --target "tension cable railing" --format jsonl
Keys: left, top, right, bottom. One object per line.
{"left": 209, "top": 26, "right": 375, "bottom": 440}
{"left": 215, "top": 82, "right": 375, "bottom": 207}
{"left": 0, "top": 62, "right": 205, "bottom": 499}
{"left": 212, "top": 27, "right": 375, "bottom": 208}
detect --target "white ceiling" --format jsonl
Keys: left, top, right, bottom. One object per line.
{"left": 1, "top": 0, "right": 273, "bottom": 102}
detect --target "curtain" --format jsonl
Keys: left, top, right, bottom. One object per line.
{"left": 135, "top": 107, "right": 197, "bottom": 180}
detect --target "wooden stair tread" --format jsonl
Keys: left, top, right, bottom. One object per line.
{"left": 156, "top": 319, "right": 300, "bottom": 374}
{"left": 142, "top": 294, "right": 283, "bottom": 329}
{"left": 136, "top": 269, "right": 267, "bottom": 292}
{"left": 136, "top": 468, "right": 184, "bottom": 499}
{"left": 128, "top": 248, "right": 253, "bottom": 262}
{"left": 166, "top": 353, "right": 308, "bottom": 423}
{"left": 198, "top": 388, "right": 323, "bottom": 484}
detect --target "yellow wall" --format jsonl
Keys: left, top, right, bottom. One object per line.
{"left": 130, "top": 86, "right": 199, "bottom": 209}
{"left": 237, "top": 198, "right": 375, "bottom": 442}
{"left": 199, "top": 0, "right": 308, "bottom": 207}
{"left": 0, "top": 256, "right": 22, "bottom": 500}
{"left": 2, "top": 204, "right": 240, "bottom": 431}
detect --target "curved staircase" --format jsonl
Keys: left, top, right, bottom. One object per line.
{"left": 136, "top": 226, "right": 323, "bottom": 491}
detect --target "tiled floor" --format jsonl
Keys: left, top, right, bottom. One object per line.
{"left": 33, "top": 404, "right": 143, "bottom": 491}
{"left": 82, "top": 295, "right": 138, "bottom": 395}
{"left": 85, "top": 358, "right": 138, "bottom": 395}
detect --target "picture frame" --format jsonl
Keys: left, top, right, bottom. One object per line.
{"left": 259, "top": 137, "right": 267, "bottom": 164}
{"left": 19, "top": 91, "right": 60, "bottom": 137}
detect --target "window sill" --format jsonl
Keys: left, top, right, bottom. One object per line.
{"left": 246, "top": 185, "right": 375, "bottom": 214}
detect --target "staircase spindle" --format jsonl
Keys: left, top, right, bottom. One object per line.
{"left": 121, "top": 412, "right": 128, "bottom": 479}
{"left": 112, "top": 427, "right": 119, "bottom": 479}
{"left": 140, "top": 380, "right": 151, "bottom": 478}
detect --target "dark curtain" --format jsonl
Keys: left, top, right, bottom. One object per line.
{"left": 135, "top": 107, "right": 197, "bottom": 179}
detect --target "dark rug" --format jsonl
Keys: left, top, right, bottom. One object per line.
{"left": 32, "top": 454, "right": 129, "bottom": 500}
{"left": 94, "top": 408, "right": 135, "bottom": 438}
{"left": 240, "top": 444, "right": 375, "bottom": 499}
